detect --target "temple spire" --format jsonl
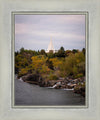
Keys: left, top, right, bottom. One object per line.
{"left": 46, "top": 37, "right": 55, "bottom": 53}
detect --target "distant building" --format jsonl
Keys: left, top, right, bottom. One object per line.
{"left": 46, "top": 38, "right": 55, "bottom": 53}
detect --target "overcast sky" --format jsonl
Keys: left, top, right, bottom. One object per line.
{"left": 15, "top": 14, "right": 85, "bottom": 52}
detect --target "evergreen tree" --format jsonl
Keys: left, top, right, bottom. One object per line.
{"left": 57, "top": 46, "right": 65, "bottom": 57}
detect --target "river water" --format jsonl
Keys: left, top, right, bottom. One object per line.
{"left": 15, "top": 76, "right": 85, "bottom": 106}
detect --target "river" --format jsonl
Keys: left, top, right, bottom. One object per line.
{"left": 15, "top": 76, "right": 85, "bottom": 106}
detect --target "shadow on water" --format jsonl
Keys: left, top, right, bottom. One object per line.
{"left": 15, "top": 77, "right": 85, "bottom": 106}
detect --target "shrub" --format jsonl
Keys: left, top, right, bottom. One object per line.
{"left": 74, "top": 73, "right": 83, "bottom": 78}
{"left": 48, "top": 74, "right": 58, "bottom": 80}
{"left": 18, "top": 68, "right": 28, "bottom": 77}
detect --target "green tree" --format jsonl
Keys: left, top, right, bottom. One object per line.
{"left": 40, "top": 49, "right": 46, "bottom": 55}
{"left": 47, "top": 51, "right": 54, "bottom": 58}
{"left": 72, "top": 49, "right": 78, "bottom": 54}
{"left": 82, "top": 48, "right": 85, "bottom": 55}
{"left": 57, "top": 46, "right": 65, "bottom": 57}
{"left": 20, "top": 47, "right": 25, "bottom": 54}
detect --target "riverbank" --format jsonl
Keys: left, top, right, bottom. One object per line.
{"left": 15, "top": 76, "right": 85, "bottom": 105}
{"left": 17, "top": 74, "right": 85, "bottom": 97}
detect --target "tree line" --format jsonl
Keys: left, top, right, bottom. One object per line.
{"left": 15, "top": 47, "right": 85, "bottom": 80}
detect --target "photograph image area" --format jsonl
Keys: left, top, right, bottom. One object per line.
{"left": 14, "top": 14, "right": 86, "bottom": 106}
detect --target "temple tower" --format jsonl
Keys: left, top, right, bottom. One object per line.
{"left": 46, "top": 38, "right": 55, "bottom": 53}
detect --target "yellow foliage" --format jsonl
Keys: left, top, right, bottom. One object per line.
{"left": 40, "top": 65, "right": 50, "bottom": 73}
{"left": 19, "top": 68, "right": 28, "bottom": 76}
{"left": 49, "top": 58, "right": 62, "bottom": 68}
{"left": 31, "top": 55, "right": 47, "bottom": 69}
{"left": 31, "top": 55, "right": 50, "bottom": 74}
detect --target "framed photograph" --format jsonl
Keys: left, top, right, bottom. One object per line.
{"left": 0, "top": 0, "right": 100, "bottom": 120}
{"left": 12, "top": 12, "right": 88, "bottom": 108}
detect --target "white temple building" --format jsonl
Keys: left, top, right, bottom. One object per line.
{"left": 46, "top": 38, "right": 55, "bottom": 53}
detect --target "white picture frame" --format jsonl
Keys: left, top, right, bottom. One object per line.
{"left": 12, "top": 11, "right": 88, "bottom": 108}
{"left": 0, "top": 0, "right": 100, "bottom": 120}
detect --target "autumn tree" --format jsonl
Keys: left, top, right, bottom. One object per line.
{"left": 60, "top": 51, "right": 85, "bottom": 78}
{"left": 31, "top": 55, "right": 50, "bottom": 74}
{"left": 46, "top": 59, "right": 54, "bottom": 70}
{"left": 65, "top": 50, "right": 72, "bottom": 57}
{"left": 49, "top": 58, "right": 62, "bottom": 70}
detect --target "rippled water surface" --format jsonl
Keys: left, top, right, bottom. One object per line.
{"left": 15, "top": 77, "right": 85, "bottom": 106}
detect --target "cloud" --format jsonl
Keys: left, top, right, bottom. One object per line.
{"left": 15, "top": 23, "right": 85, "bottom": 41}
{"left": 40, "top": 15, "right": 85, "bottom": 25}
{"left": 15, "top": 15, "right": 85, "bottom": 51}
{"left": 15, "top": 15, "right": 85, "bottom": 25}
{"left": 15, "top": 23, "right": 37, "bottom": 34}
